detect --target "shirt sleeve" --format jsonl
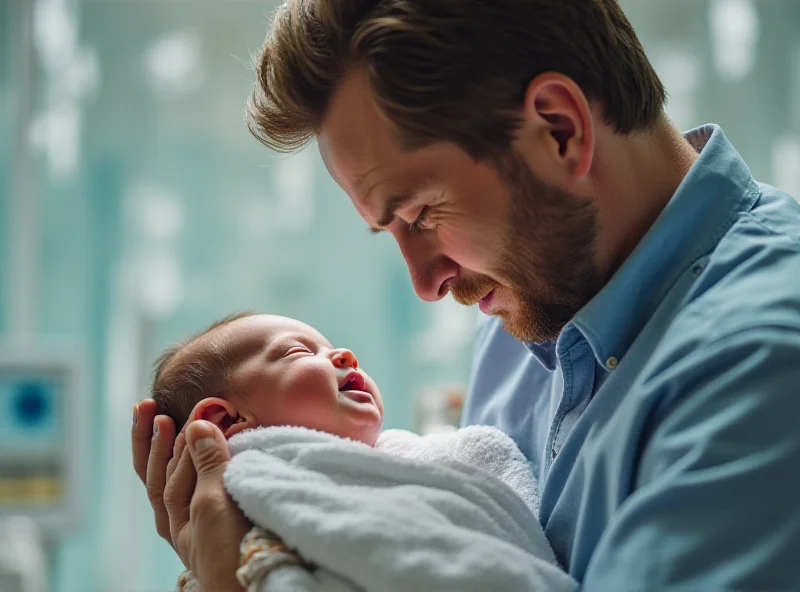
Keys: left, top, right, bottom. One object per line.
{"left": 580, "top": 325, "right": 800, "bottom": 591}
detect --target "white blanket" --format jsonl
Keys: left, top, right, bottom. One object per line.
{"left": 224, "top": 425, "right": 576, "bottom": 592}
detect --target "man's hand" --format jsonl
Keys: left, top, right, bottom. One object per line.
{"left": 133, "top": 401, "right": 249, "bottom": 588}
{"left": 132, "top": 399, "right": 178, "bottom": 549}
{"left": 166, "top": 420, "right": 250, "bottom": 590}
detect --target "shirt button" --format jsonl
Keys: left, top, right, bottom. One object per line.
{"left": 692, "top": 262, "right": 706, "bottom": 277}
{"left": 606, "top": 356, "right": 619, "bottom": 370}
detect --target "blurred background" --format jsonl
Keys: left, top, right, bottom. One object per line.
{"left": 0, "top": 0, "right": 799, "bottom": 590}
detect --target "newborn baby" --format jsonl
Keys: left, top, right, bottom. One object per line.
{"left": 152, "top": 312, "right": 385, "bottom": 446}
{"left": 152, "top": 312, "right": 575, "bottom": 592}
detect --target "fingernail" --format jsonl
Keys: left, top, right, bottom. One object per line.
{"left": 132, "top": 405, "right": 138, "bottom": 427}
{"left": 193, "top": 437, "right": 215, "bottom": 452}
{"left": 152, "top": 421, "right": 159, "bottom": 439}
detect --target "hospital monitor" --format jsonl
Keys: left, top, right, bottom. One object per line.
{"left": 0, "top": 341, "right": 87, "bottom": 535}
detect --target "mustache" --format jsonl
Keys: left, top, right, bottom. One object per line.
{"left": 450, "top": 275, "right": 500, "bottom": 306}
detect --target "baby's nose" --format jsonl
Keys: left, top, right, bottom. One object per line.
{"left": 331, "top": 349, "right": 358, "bottom": 370}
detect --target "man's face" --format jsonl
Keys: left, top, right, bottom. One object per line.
{"left": 318, "top": 70, "right": 603, "bottom": 342}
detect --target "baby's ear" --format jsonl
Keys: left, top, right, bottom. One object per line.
{"left": 189, "top": 397, "right": 240, "bottom": 435}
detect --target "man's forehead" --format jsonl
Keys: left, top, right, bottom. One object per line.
{"left": 317, "top": 69, "right": 404, "bottom": 209}
{"left": 319, "top": 141, "right": 389, "bottom": 226}
{"left": 318, "top": 121, "right": 390, "bottom": 181}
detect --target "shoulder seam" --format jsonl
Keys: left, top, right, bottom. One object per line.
{"left": 739, "top": 210, "right": 800, "bottom": 246}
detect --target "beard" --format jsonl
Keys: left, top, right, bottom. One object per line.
{"left": 451, "top": 151, "right": 604, "bottom": 343}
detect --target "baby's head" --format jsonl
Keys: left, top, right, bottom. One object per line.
{"left": 151, "top": 312, "right": 384, "bottom": 446}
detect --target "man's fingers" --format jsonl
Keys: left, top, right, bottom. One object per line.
{"left": 186, "top": 420, "right": 231, "bottom": 474}
{"left": 145, "top": 414, "right": 177, "bottom": 542}
{"left": 167, "top": 432, "right": 187, "bottom": 483}
{"left": 132, "top": 399, "right": 159, "bottom": 484}
{"left": 185, "top": 421, "right": 232, "bottom": 515}
{"left": 164, "top": 445, "right": 196, "bottom": 554}
{"left": 174, "top": 431, "right": 187, "bottom": 460}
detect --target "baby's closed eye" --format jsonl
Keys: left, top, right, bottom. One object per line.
{"left": 283, "top": 345, "right": 313, "bottom": 357}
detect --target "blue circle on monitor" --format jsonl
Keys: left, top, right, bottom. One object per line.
{"left": 13, "top": 382, "right": 51, "bottom": 427}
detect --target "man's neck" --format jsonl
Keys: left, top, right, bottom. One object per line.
{"left": 594, "top": 116, "right": 699, "bottom": 280}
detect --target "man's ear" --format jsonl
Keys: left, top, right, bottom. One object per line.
{"left": 520, "top": 72, "right": 595, "bottom": 180}
{"left": 189, "top": 397, "right": 256, "bottom": 438}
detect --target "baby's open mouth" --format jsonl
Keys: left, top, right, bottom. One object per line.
{"left": 338, "top": 371, "right": 366, "bottom": 393}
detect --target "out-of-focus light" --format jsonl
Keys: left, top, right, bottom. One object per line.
{"left": 710, "top": 0, "right": 760, "bottom": 82}
{"left": 273, "top": 148, "right": 315, "bottom": 233}
{"left": 139, "top": 190, "right": 184, "bottom": 242}
{"left": 653, "top": 49, "right": 700, "bottom": 130}
{"left": 772, "top": 136, "right": 800, "bottom": 203}
{"left": 33, "top": 0, "right": 77, "bottom": 72}
{"left": 413, "top": 299, "right": 476, "bottom": 364}
{"left": 125, "top": 183, "right": 184, "bottom": 241}
{"left": 123, "top": 183, "right": 184, "bottom": 318}
{"left": 139, "top": 253, "right": 183, "bottom": 319}
{"left": 30, "top": 0, "right": 97, "bottom": 179}
{"left": 143, "top": 31, "right": 205, "bottom": 98}
{"left": 28, "top": 106, "right": 81, "bottom": 178}
{"left": 64, "top": 47, "right": 99, "bottom": 99}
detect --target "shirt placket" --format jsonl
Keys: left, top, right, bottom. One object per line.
{"left": 544, "top": 339, "right": 596, "bottom": 475}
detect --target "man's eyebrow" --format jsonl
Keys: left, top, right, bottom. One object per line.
{"left": 367, "top": 192, "right": 415, "bottom": 235}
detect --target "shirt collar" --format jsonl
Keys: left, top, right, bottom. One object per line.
{"left": 540, "top": 124, "right": 761, "bottom": 369}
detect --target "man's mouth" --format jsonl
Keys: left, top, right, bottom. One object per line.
{"left": 479, "top": 290, "right": 495, "bottom": 313}
{"left": 450, "top": 275, "right": 500, "bottom": 309}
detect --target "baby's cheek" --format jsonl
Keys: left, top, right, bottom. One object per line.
{"left": 279, "top": 366, "right": 337, "bottom": 414}
{"left": 365, "top": 376, "right": 384, "bottom": 413}
{"left": 286, "top": 364, "right": 334, "bottom": 397}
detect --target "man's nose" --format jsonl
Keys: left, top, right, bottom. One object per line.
{"left": 331, "top": 349, "right": 359, "bottom": 370}
{"left": 395, "top": 232, "right": 458, "bottom": 302}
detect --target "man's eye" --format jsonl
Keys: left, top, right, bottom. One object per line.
{"left": 408, "top": 206, "right": 434, "bottom": 235}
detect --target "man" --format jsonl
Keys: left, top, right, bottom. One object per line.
{"left": 132, "top": 0, "right": 800, "bottom": 589}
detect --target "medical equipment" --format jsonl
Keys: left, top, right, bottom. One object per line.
{"left": 0, "top": 340, "right": 87, "bottom": 533}
{"left": 0, "top": 341, "right": 87, "bottom": 592}
{"left": 0, "top": 515, "right": 48, "bottom": 592}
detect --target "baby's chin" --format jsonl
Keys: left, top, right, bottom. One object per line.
{"left": 352, "top": 428, "right": 381, "bottom": 447}
{"left": 340, "top": 417, "right": 383, "bottom": 447}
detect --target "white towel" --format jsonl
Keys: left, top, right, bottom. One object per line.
{"left": 224, "top": 425, "right": 576, "bottom": 592}
{"left": 374, "top": 426, "right": 542, "bottom": 519}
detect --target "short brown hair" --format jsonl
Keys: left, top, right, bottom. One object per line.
{"left": 247, "top": 0, "right": 666, "bottom": 159}
{"left": 151, "top": 312, "right": 256, "bottom": 431}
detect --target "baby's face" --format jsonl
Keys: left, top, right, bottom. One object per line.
{"left": 222, "top": 314, "right": 384, "bottom": 446}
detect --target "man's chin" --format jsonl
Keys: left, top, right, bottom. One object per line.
{"left": 500, "top": 320, "right": 536, "bottom": 342}
{"left": 463, "top": 287, "right": 555, "bottom": 341}
{"left": 492, "top": 309, "right": 544, "bottom": 343}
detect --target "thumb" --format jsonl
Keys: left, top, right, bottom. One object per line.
{"left": 185, "top": 420, "right": 231, "bottom": 478}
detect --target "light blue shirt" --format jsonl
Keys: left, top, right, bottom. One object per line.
{"left": 463, "top": 125, "right": 800, "bottom": 591}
